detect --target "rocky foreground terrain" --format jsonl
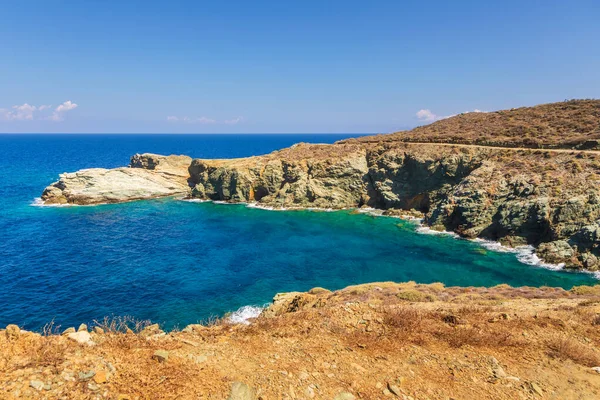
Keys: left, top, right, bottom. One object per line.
{"left": 3, "top": 282, "right": 600, "bottom": 399}
{"left": 41, "top": 100, "right": 600, "bottom": 270}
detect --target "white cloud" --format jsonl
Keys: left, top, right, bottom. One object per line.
{"left": 194, "top": 117, "right": 216, "bottom": 124}
{"left": 55, "top": 100, "right": 78, "bottom": 113}
{"left": 167, "top": 115, "right": 241, "bottom": 125}
{"left": 0, "top": 100, "right": 78, "bottom": 122}
{"left": 224, "top": 116, "right": 244, "bottom": 125}
{"left": 416, "top": 108, "right": 486, "bottom": 123}
{"left": 416, "top": 109, "right": 438, "bottom": 122}
{"left": 49, "top": 100, "right": 78, "bottom": 121}
{"left": 0, "top": 103, "right": 38, "bottom": 121}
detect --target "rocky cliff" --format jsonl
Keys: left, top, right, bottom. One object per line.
{"left": 41, "top": 100, "right": 600, "bottom": 270}
{"left": 41, "top": 154, "right": 192, "bottom": 205}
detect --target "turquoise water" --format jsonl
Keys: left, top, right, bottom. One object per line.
{"left": 0, "top": 134, "right": 596, "bottom": 331}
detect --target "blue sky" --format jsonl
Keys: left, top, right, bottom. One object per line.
{"left": 1, "top": 1, "right": 599, "bottom": 133}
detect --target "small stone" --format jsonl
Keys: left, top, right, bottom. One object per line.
{"left": 93, "top": 371, "right": 108, "bottom": 384}
{"left": 93, "top": 326, "right": 104, "bottom": 334}
{"left": 140, "top": 323, "right": 163, "bottom": 338}
{"left": 78, "top": 323, "right": 88, "bottom": 332}
{"left": 29, "top": 380, "right": 44, "bottom": 391}
{"left": 152, "top": 350, "right": 169, "bottom": 363}
{"left": 67, "top": 331, "right": 95, "bottom": 346}
{"left": 591, "top": 366, "right": 600, "bottom": 374}
{"left": 87, "top": 382, "right": 100, "bottom": 391}
{"left": 227, "top": 381, "right": 257, "bottom": 400}
{"left": 107, "top": 362, "right": 116, "bottom": 374}
{"left": 376, "top": 382, "right": 383, "bottom": 389}
{"left": 62, "top": 327, "right": 76, "bottom": 335}
{"left": 78, "top": 370, "right": 96, "bottom": 381}
{"left": 305, "top": 385, "right": 315, "bottom": 398}
{"left": 530, "top": 382, "right": 543, "bottom": 396}
{"left": 387, "top": 382, "right": 402, "bottom": 397}
{"left": 382, "top": 388, "right": 392, "bottom": 396}
{"left": 5, "top": 324, "right": 20, "bottom": 340}
{"left": 333, "top": 393, "right": 356, "bottom": 400}
{"left": 187, "top": 354, "right": 208, "bottom": 364}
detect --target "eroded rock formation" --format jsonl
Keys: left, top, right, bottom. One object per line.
{"left": 41, "top": 153, "right": 191, "bottom": 205}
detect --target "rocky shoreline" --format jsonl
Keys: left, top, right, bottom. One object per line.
{"left": 40, "top": 101, "right": 600, "bottom": 271}
{"left": 41, "top": 146, "right": 600, "bottom": 272}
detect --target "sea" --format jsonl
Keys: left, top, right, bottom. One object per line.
{"left": 0, "top": 134, "right": 596, "bottom": 331}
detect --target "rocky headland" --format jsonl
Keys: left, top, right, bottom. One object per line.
{"left": 41, "top": 100, "right": 600, "bottom": 271}
{"left": 3, "top": 282, "right": 600, "bottom": 399}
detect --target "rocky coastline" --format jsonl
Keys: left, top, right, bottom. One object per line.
{"left": 41, "top": 101, "right": 600, "bottom": 271}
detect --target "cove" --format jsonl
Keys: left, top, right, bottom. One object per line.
{"left": 2, "top": 198, "right": 596, "bottom": 331}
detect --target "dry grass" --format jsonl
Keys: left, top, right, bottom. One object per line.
{"left": 547, "top": 337, "right": 600, "bottom": 367}
{"left": 23, "top": 321, "right": 70, "bottom": 373}
{"left": 396, "top": 290, "right": 437, "bottom": 302}
{"left": 94, "top": 315, "right": 153, "bottom": 334}
{"left": 348, "top": 99, "right": 600, "bottom": 149}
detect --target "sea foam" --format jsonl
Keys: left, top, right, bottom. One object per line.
{"left": 228, "top": 305, "right": 265, "bottom": 324}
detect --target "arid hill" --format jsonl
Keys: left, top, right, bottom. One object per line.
{"left": 345, "top": 99, "right": 600, "bottom": 149}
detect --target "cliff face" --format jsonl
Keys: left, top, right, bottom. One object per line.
{"left": 188, "top": 143, "right": 370, "bottom": 208}
{"left": 40, "top": 100, "right": 600, "bottom": 270}
{"left": 186, "top": 142, "right": 600, "bottom": 270}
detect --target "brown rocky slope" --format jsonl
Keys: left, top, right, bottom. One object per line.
{"left": 3, "top": 282, "right": 600, "bottom": 399}
{"left": 41, "top": 100, "right": 600, "bottom": 270}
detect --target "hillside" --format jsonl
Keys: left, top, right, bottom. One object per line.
{"left": 3, "top": 282, "right": 600, "bottom": 399}
{"left": 345, "top": 99, "right": 600, "bottom": 149}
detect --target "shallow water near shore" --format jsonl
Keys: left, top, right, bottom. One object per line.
{"left": 0, "top": 134, "right": 597, "bottom": 331}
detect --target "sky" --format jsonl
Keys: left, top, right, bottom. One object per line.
{"left": 1, "top": 1, "right": 599, "bottom": 134}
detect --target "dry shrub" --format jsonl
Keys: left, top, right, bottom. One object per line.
{"left": 25, "top": 321, "right": 69, "bottom": 373}
{"left": 383, "top": 306, "right": 424, "bottom": 332}
{"left": 547, "top": 337, "right": 600, "bottom": 367}
{"left": 440, "top": 326, "right": 517, "bottom": 349}
{"left": 425, "top": 282, "right": 445, "bottom": 292}
{"left": 94, "top": 315, "right": 152, "bottom": 334}
{"left": 396, "top": 290, "right": 436, "bottom": 302}
{"left": 571, "top": 285, "right": 600, "bottom": 296}
{"left": 94, "top": 316, "right": 154, "bottom": 350}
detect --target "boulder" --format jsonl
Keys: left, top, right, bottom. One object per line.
{"left": 67, "top": 331, "right": 95, "bottom": 346}
{"left": 152, "top": 350, "right": 169, "bottom": 363}
{"left": 5, "top": 324, "right": 20, "bottom": 340}
{"left": 227, "top": 381, "right": 257, "bottom": 400}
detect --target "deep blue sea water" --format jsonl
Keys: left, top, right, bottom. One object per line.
{"left": 0, "top": 134, "right": 597, "bottom": 331}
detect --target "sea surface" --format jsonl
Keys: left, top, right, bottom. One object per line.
{"left": 0, "top": 134, "right": 597, "bottom": 331}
